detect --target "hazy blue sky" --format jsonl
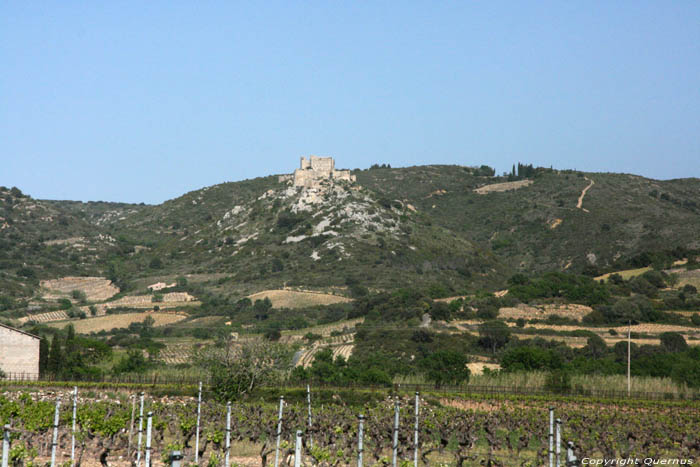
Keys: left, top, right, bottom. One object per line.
{"left": 2, "top": 2, "right": 699, "bottom": 204}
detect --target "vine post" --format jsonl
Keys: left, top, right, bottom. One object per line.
{"left": 294, "top": 430, "right": 302, "bottom": 467}
{"left": 145, "top": 411, "right": 153, "bottom": 467}
{"left": 392, "top": 397, "right": 399, "bottom": 467}
{"left": 566, "top": 441, "right": 578, "bottom": 466}
{"left": 50, "top": 396, "right": 61, "bottom": 467}
{"left": 274, "top": 396, "right": 284, "bottom": 467}
{"left": 549, "top": 407, "right": 554, "bottom": 467}
{"left": 556, "top": 418, "right": 562, "bottom": 467}
{"left": 128, "top": 394, "right": 136, "bottom": 458}
{"left": 71, "top": 386, "right": 77, "bottom": 465}
{"left": 195, "top": 381, "right": 202, "bottom": 464}
{"left": 137, "top": 391, "right": 145, "bottom": 466}
{"left": 2, "top": 424, "right": 10, "bottom": 467}
{"left": 306, "top": 384, "right": 313, "bottom": 448}
{"left": 225, "top": 401, "right": 231, "bottom": 467}
{"left": 413, "top": 391, "right": 419, "bottom": 467}
{"left": 357, "top": 414, "right": 364, "bottom": 467}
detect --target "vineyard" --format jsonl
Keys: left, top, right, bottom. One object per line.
{"left": 1, "top": 387, "right": 698, "bottom": 466}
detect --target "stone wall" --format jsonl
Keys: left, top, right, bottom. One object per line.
{"left": 308, "top": 156, "right": 334, "bottom": 174}
{"left": 332, "top": 170, "right": 356, "bottom": 183}
{"left": 0, "top": 324, "right": 40, "bottom": 378}
{"left": 291, "top": 156, "right": 355, "bottom": 187}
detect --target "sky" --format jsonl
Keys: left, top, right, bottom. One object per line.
{"left": 1, "top": 2, "right": 699, "bottom": 204}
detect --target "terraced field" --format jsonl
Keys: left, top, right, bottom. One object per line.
{"left": 295, "top": 334, "right": 355, "bottom": 368}
{"left": 40, "top": 276, "right": 119, "bottom": 302}
{"left": 672, "top": 268, "right": 700, "bottom": 289}
{"left": 47, "top": 312, "right": 187, "bottom": 333}
{"left": 159, "top": 344, "right": 194, "bottom": 365}
{"left": 17, "top": 310, "right": 69, "bottom": 324}
{"left": 248, "top": 289, "right": 352, "bottom": 309}
{"left": 282, "top": 318, "right": 364, "bottom": 337}
{"left": 457, "top": 319, "right": 700, "bottom": 336}
{"left": 497, "top": 303, "right": 593, "bottom": 321}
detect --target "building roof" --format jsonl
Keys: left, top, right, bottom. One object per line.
{"left": 0, "top": 322, "right": 40, "bottom": 339}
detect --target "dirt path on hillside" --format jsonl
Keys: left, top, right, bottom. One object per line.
{"left": 576, "top": 177, "right": 594, "bottom": 212}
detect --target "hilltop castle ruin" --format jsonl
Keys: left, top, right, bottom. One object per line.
{"left": 279, "top": 156, "right": 356, "bottom": 188}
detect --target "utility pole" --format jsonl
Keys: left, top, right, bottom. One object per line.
{"left": 627, "top": 320, "right": 631, "bottom": 397}
{"left": 71, "top": 386, "right": 77, "bottom": 465}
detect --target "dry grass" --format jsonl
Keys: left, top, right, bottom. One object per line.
{"left": 468, "top": 372, "right": 698, "bottom": 397}
{"left": 671, "top": 268, "right": 700, "bottom": 289}
{"left": 48, "top": 312, "right": 187, "bottom": 333}
{"left": 467, "top": 362, "right": 501, "bottom": 375}
{"left": 248, "top": 289, "right": 352, "bottom": 309}
{"left": 595, "top": 267, "right": 651, "bottom": 282}
{"left": 474, "top": 179, "right": 533, "bottom": 194}
{"left": 396, "top": 371, "right": 697, "bottom": 396}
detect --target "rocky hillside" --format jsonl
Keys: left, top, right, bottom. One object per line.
{"left": 0, "top": 187, "right": 133, "bottom": 302}
{"left": 356, "top": 165, "right": 700, "bottom": 273}
{"left": 1, "top": 164, "right": 699, "bottom": 307}
{"left": 97, "top": 174, "right": 506, "bottom": 296}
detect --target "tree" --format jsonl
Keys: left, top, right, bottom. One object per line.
{"left": 47, "top": 335, "right": 63, "bottom": 375}
{"left": 254, "top": 298, "right": 272, "bottom": 320}
{"left": 194, "top": 338, "right": 291, "bottom": 400}
{"left": 264, "top": 327, "right": 282, "bottom": 341}
{"left": 39, "top": 338, "right": 49, "bottom": 375}
{"left": 500, "top": 346, "right": 563, "bottom": 372}
{"left": 114, "top": 349, "right": 149, "bottom": 374}
{"left": 584, "top": 334, "right": 608, "bottom": 358}
{"left": 139, "top": 316, "right": 155, "bottom": 338}
{"left": 660, "top": 332, "right": 688, "bottom": 353}
{"left": 478, "top": 321, "right": 511, "bottom": 354}
{"left": 71, "top": 290, "right": 87, "bottom": 304}
{"left": 421, "top": 351, "right": 470, "bottom": 388}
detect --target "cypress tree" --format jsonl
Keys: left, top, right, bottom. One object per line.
{"left": 48, "top": 335, "right": 63, "bottom": 376}
{"left": 65, "top": 323, "right": 77, "bottom": 354}
{"left": 39, "top": 337, "right": 49, "bottom": 376}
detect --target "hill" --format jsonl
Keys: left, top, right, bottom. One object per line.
{"left": 356, "top": 165, "right": 700, "bottom": 273}
{"left": 1, "top": 164, "right": 699, "bottom": 312}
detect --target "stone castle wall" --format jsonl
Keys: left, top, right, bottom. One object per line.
{"left": 290, "top": 156, "right": 355, "bottom": 188}
{"left": 0, "top": 325, "right": 40, "bottom": 378}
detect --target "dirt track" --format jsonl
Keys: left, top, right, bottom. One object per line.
{"left": 576, "top": 177, "right": 594, "bottom": 211}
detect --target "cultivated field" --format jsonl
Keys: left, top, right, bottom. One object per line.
{"left": 47, "top": 312, "right": 187, "bottom": 333}
{"left": 497, "top": 303, "right": 593, "bottom": 321}
{"left": 17, "top": 310, "right": 69, "bottom": 324}
{"left": 248, "top": 289, "right": 352, "bottom": 309}
{"left": 672, "top": 268, "right": 700, "bottom": 289}
{"left": 40, "top": 276, "right": 119, "bottom": 302}
{"left": 2, "top": 386, "right": 697, "bottom": 466}
{"left": 282, "top": 318, "right": 364, "bottom": 337}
